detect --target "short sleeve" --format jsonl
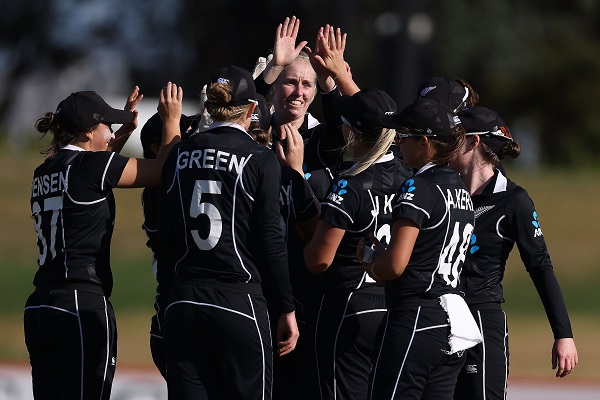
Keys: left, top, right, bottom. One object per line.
{"left": 392, "top": 177, "right": 434, "bottom": 228}
{"left": 78, "top": 151, "right": 129, "bottom": 191}
{"left": 320, "top": 176, "right": 360, "bottom": 231}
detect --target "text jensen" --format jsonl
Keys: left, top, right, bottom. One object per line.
{"left": 31, "top": 172, "right": 67, "bottom": 197}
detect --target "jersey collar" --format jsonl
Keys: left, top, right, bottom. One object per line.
{"left": 60, "top": 144, "right": 85, "bottom": 152}
{"left": 208, "top": 121, "right": 254, "bottom": 139}
{"left": 414, "top": 162, "right": 437, "bottom": 176}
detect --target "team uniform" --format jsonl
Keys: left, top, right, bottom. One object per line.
{"left": 141, "top": 185, "right": 172, "bottom": 379}
{"left": 270, "top": 166, "right": 321, "bottom": 400}
{"left": 370, "top": 163, "right": 476, "bottom": 400}
{"left": 159, "top": 122, "right": 294, "bottom": 400}
{"left": 312, "top": 152, "right": 412, "bottom": 400}
{"left": 454, "top": 169, "right": 573, "bottom": 400}
{"left": 265, "top": 85, "right": 346, "bottom": 400}
{"left": 25, "top": 146, "right": 129, "bottom": 399}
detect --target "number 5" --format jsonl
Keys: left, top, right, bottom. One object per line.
{"left": 190, "top": 180, "right": 223, "bottom": 250}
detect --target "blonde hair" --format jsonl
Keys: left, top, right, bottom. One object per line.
{"left": 339, "top": 127, "right": 396, "bottom": 177}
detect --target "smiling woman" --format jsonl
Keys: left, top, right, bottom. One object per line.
{"left": 24, "top": 85, "right": 182, "bottom": 400}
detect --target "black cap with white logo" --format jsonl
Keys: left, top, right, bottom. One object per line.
{"left": 381, "top": 98, "right": 462, "bottom": 142}
{"left": 54, "top": 91, "right": 134, "bottom": 133}
{"left": 209, "top": 65, "right": 257, "bottom": 106}
{"left": 334, "top": 88, "right": 397, "bottom": 139}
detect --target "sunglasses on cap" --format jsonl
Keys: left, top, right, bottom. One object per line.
{"left": 465, "top": 126, "right": 512, "bottom": 141}
{"left": 395, "top": 129, "right": 438, "bottom": 139}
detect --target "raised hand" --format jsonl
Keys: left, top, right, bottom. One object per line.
{"left": 272, "top": 16, "right": 308, "bottom": 68}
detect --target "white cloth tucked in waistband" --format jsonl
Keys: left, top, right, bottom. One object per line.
{"left": 439, "top": 293, "right": 483, "bottom": 354}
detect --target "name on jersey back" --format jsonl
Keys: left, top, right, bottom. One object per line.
{"left": 31, "top": 171, "right": 67, "bottom": 198}
{"left": 177, "top": 149, "right": 248, "bottom": 175}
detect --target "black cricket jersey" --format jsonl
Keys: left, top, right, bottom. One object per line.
{"left": 386, "top": 163, "right": 475, "bottom": 306}
{"left": 159, "top": 122, "right": 294, "bottom": 313}
{"left": 319, "top": 152, "right": 412, "bottom": 291}
{"left": 278, "top": 166, "right": 320, "bottom": 302}
{"left": 461, "top": 169, "right": 573, "bottom": 338}
{"left": 30, "top": 146, "right": 129, "bottom": 296}
{"left": 142, "top": 186, "right": 173, "bottom": 297}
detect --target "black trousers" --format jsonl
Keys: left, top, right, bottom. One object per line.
{"left": 454, "top": 307, "right": 509, "bottom": 400}
{"left": 150, "top": 293, "right": 168, "bottom": 380}
{"left": 24, "top": 288, "right": 117, "bottom": 400}
{"left": 164, "top": 284, "right": 273, "bottom": 400}
{"left": 312, "top": 290, "right": 387, "bottom": 400}
{"left": 370, "top": 304, "right": 465, "bottom": 400}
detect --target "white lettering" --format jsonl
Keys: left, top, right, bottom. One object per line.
{"left": 177, "top": 148, "right": 248, "bottom": 175}
{"left": 384, "top": 194, "right": 395, "bottom": 214}
{"left": 31, "top": 171, "right": 67, "bottom": 197}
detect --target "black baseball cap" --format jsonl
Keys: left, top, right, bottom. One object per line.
{"left": 335, "top": 88, "right": 397, "bottom": 139}
{"left": 458, "top": 106, "right": 513, "bottom": 156}
{"left": 417, "top": 76, "right": 469, "bottom": 112}
{"left": 209, "top": 65, "right": 257, "bottom": 106}
{"left": 381, "top": 98, "right": 462, "bottom": 142}
{"left": 54, "top": 91, "right": 134, "bottom": 133}
{"left": 251, "top": 93, "right": 271, "bottom": 131}
{"left": 140, "top": 112, "right": 191, "bottom": 159}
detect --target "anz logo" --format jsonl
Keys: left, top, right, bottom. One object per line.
{"left": 398, "top": 178, "right": 416, "bottom": 201}
{"left": 469, "top": 233, "right": 479, "bottom": 254}
{"left": 327, "top": 179, "right": 348, "bottom": 204}
{"left": 532, "top": 211, "right": 543, "bottom": 237}
{"left": 302, "top": 163, "right": 311, "bottom": 180}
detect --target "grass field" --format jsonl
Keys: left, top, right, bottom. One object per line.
{"left": 1, "top": 148, "right": 599, "bottom": 382}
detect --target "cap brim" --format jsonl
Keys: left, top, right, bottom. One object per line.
{"left": 101, "top": 108, "right": 135, "bottom": 125}
{"left": 379, "top": 113, "right": 403, "bottom": 130}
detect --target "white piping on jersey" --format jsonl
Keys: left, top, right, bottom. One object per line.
{"left": 60, "top": 181, "right": 68, "bottom": 279}
{"left": 414, "top": 162, "right": 436, "bottom": 176}
{"left": 361, "top": 189, "right": 379, "bottom": 234}
{"left": 393, "top": 202, "right": 431, "bottom": 220}
{"left": 100, "top": 152, "right": 116, "bottom": 191}
{"left": 232, "top": 165, "right": 253, "bottom": 282}
{"left": 173, "top": 167, "right": 190, "bottom": 274}
{"left": 165, "top": 300, "right": 257, "bottom": 320}
{"left": 236, "top": 154, "right": 254, "bottom": 201}
{"left": 64, "top": 190, "right": 108, "bottom": 205}
{"left": 322, "top": 202, "right": 354, "bottom": 224}
{"left": 422, "top": 186, "right": 448, "bottom": 231}
{"left": 165, "top": 150, "right": 180, "bottom": 194}
{"left": 428, "top": 186, "right": 453, "bottom": 292}
{"left": 493, "top": 169, "right": 508, "bottom": 193}
{"left": 496, "top": 215, "right": 509, "bottom": 240}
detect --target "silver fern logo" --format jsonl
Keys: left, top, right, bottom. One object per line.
{"left": 474, "top": 205, "right": 495, "bottom": 219}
